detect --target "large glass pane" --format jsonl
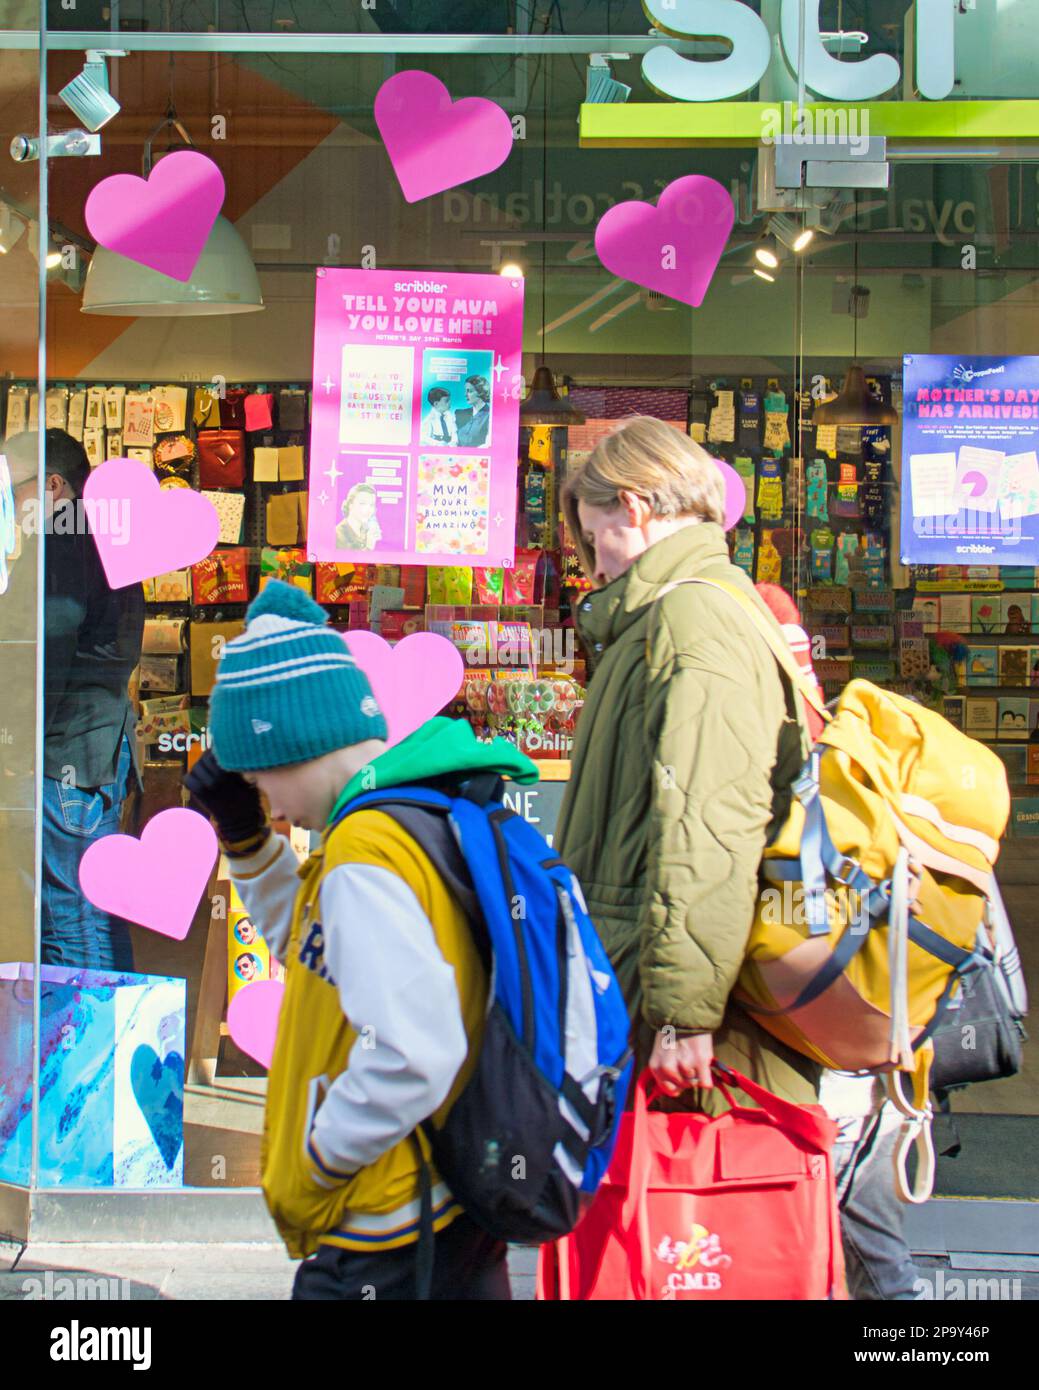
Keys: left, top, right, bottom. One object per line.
{"left": 27, "top": 9, "right": 1036, "bottom": 1231}
{"left": 0, "top": 5, "right": 42, "bottom": 1191}
{"left": 797, "top": 163, "right": 1039, "bottom": 1197}
{"left": 27, "top": 23, "right": 801, "bottom": 1190}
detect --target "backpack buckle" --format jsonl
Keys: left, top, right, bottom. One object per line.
{"left": 792, "top": 769, "right": 817, "bottom": 801}
{"left": 832, "top": 856, "right": 859, "bottom": 886}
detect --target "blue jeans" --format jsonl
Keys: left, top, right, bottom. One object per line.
{"left": 40, "top": 735, "right": 135, "bottom": 972}
{"left": 834, "top": 1107, "right": 919, "bottom": 1301}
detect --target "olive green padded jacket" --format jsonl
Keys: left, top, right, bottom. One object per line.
{"left": 555, "top": 522, "right": 820, "bottom": 1108}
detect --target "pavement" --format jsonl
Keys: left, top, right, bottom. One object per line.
{"left": 2, "top": 1241, "right": 1037, "bottom": 1301}
{"left": 0, "top": 1240, "right": 540, "bottom": 1301}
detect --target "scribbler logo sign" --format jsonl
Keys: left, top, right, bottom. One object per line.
{"left": 655, "top": 1224, "right": 733, "bottom": 1297}
{"left": 641, "top": 0, "right": 952, "bottom": 104}
{"left": 581, "top": 5, "right": 1039, "bottom": 148}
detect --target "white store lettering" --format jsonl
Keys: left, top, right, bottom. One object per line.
{"left": 641, "top": 0, "right": 954, "bottom": 104}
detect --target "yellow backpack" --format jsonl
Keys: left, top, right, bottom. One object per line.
{"left": 669, "top": 579, "right": 1011, "bottom": 1202}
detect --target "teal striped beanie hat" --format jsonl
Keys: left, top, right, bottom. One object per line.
{"left": 209, "top": 580, "right": 387, "bottom": 771}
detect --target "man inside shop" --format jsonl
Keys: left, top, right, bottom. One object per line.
{"left": 6, "top": 430, "right": 144, "bottom": 971}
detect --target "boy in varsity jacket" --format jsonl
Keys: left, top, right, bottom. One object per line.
{"left": 185, "top": 581, "right": 537, "bottom": 1299}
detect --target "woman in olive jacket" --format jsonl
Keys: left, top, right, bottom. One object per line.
{"left": 556, "top": 417, "right": 818, "bottom": 1110}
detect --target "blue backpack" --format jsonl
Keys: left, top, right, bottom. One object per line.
{"left": 334, "top": 775, "right": 633, "bottom": 1245}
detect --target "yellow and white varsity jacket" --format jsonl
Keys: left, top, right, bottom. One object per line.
{"left": 230, "top": 810, "right": 488, "bottom": 1261}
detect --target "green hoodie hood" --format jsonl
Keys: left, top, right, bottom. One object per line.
{"left": 328, "top": 716, "right": 539, "bottom": 827}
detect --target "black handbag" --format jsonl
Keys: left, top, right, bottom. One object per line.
{"left": 930, "top": 959, "right": 1027, "bottom": 1096}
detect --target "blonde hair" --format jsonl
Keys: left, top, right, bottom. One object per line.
{"left": 562, "top": 415, "right": 725, "bottom": 578}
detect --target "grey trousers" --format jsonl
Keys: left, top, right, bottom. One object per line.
{"left": 833, "top": 1104, "right": 919, "bottom": 1301}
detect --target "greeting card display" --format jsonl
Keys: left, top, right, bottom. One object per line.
{"left": 902, "top": 354, "right": 1039, "bottom": 566}
{"left": 123, "top": 392, "right": 156, "bottom": 447}
{"left": 315, "top": 562, "right": 372, "bottom": 604}
{"left": 198, "top": 429, "right": 246, "bottom": 488}
{"left": 415, "top": 454, "right": 490, "bottom": 555}
{"left": 259, "top": 547, "right": 313, "bottom": 593}
{"left": 308, "top": 268, "right": 523, "bottom": 568}
{"left": 142, "top": 569, "right": 191, "bottom": 604}
{"left": 201, "top": 489, "right": 246, "bottom": 545}
{"left": 192, "top": 548, "right": 250, "bottom": 605}
{"left": 227, "top": 883, "right": 276, "bottom": 1000}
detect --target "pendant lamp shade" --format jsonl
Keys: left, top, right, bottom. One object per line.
{"left": 81, "top": 216, "right": 264, "bottom": 316}
{"left": 813, "top": 364, "right": 898, "bottom": 427}
{"left": 519, "top": 365, "right": 586, "bottom": 426}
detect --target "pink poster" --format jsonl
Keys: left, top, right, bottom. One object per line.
{"left": 308, "top": 268, "right": 524, "bottom": 567}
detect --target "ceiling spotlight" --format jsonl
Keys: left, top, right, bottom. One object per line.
{"left": 754, "top": 268, "right": 776, "bottom": 283}
{"left": 586, "top": 54, "right": 632, "bottom": 104}
{"left": 640, "top": 287, "right": 678, "bottom": 312}
{"left": 814, "top": 193, "right": 856, "bottom": 236}
{"left": 771, "top": 214, "right": 814, "bottom": 253}
{"left": 59, "top": 50, "right": 126, "bottom": 132}
{"left": 26, "top": 224, "right": 60, "bottom": 269}
{"left": 755, "top": 244, "right": 779, "bottom": 270}
{"left": 499, "top": 261, "right": 524, "bottom": 278}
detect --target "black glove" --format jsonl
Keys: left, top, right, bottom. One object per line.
{"left": 183, "top": 749, "right": 268, "bottom": 850}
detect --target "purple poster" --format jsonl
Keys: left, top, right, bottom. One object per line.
{"left": 308, "top": 268, "right": 524, "bottom": 567}
{"left": 902, "top": 354, "right": 1039, "bottom": 566}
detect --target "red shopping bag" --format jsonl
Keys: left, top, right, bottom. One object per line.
{"left": 537, "top": 1065, "right": 847, "bottom": 1301}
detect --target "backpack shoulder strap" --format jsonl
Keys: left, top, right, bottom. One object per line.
{"left": 332, "top": 784, "right": 453, "bottom": 828}
{"left": 331, "top": 787, "right": 484, "bottom": 937}
{"left": 662, "top": 577, "right": 829, "bottom": 720}
{"left": 652, "top": 576, "right": 826, "bottom": 761}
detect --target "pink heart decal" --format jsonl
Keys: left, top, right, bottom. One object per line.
{"left": 594, "top": 175, "right": 735, "bottom": 308}
{"left": 344, "top": 631, "right": 464, "bottom": 747}
{"left": 85, "top": 150, "right": 226, "bottom": 282}
{"left": 227, "top": 980, "right": 284, "bottom": 1070}
{"left": 84, "top": 457, "right": 220, "bottom": 589}
{"left": 79, "top": 808, "right": 218, "bottom": 942}
{"left": 374, "top": 70, "right": 514, "bottom": 204}
{"left": 713, "top": 457, "right": 747, "bottom": 531}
